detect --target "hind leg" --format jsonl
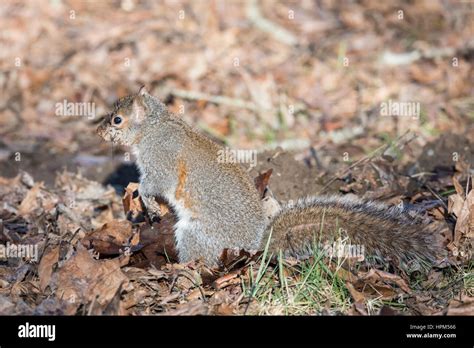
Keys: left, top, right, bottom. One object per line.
{"left": 174, "top": 223, "right": 221, "bottom": 267}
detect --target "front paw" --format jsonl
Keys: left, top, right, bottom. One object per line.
{"left": 140, "top": 194, "right": 162, "bottom": 224}
{"left": 147, "top": 210, "right": 161, "bottom": 224}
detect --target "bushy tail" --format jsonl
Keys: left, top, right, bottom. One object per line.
{"left": 263, "top": 195, "right": 445, "bottom": 268}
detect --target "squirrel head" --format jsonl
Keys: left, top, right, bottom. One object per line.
{"left": 96, "top": 86, "right": 162, "bottom": 146}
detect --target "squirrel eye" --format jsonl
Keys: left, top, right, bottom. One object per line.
{"left": 113, "top": 116, "right": 122, "bottom": 125}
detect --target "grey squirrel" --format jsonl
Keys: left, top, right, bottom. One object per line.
{"left": 97, "top": 87, "right": 444, "bottom": 268}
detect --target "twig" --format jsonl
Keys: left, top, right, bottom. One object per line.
{"left": 246, "top": 0, "right": 298, "bottom": 46}
{"left": 260, "top": 138, "right": 311, "bottom": 152}
{"left": 424, "top": 184, "right": 449, "bottom": 211}
{"left": 380, "top": 47, "right": 456, "bottom": 66}
{"left": 168, "top": 269, "right": 208, "bottom": 303}
{"left": 465, "top": 165, "right": 471, "bottom": 198}
{"left": 169, "top": 88, "right": 258, "bottom": 111}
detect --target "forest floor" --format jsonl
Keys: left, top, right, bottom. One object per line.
{"left": 0, "top": 0, "right": 473, "bottom": 315}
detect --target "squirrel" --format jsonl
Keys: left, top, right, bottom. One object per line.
{"left": 97, "top": 87, "right": 444, "bottom": 269}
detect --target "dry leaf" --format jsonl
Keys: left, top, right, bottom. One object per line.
{"left": 360, "top": 269, "right": 412, "bottom": 294}
{"left": 122, "top": 182, "right": 142, "bottom": 217}
{"left": 254, "top": 168, "right": 273, "bottom": 198}
{"left": 18, "top": 183, "right": 57, "bottom": 217}
{"left": 213, "top": 271, "right": 241, "bottom": 290}
{"left": 346, "top": 282, "right": 366, "bottom": 303}
{"left": 38, "top": 246, "right": 59, "bottom": 292}
{"left": 53, "top": 246, "right": 128, "bottom": 315}
{"left": 447, "top": 182, "right": 474, "bottom": 261}
{"left": 82, "top": 220, "right": 134, "bottom": 255}
{"left": 446, "top": 295, "right": 474, "bottom": 315}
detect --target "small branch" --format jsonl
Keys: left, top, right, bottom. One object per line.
{"left": 168, "top": 88, "right": 258, "bottom": 111}
{"left": 380, "top": 47, "right": 456, "bottom": 66}
{"left": 246, "top": 0, "right": 298, "bottom": 46}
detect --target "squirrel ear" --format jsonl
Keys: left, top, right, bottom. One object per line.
{"left": 138, "top": 85, "right": 149, "bottom": 96}
{"left": 132, "top": 97, "right": 147, "bottom": 123}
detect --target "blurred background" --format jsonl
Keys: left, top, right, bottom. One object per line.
{"left": 0, "top": 0, "right": 472, "bottom": 191}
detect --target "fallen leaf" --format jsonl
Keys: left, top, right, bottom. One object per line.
{"left": 379, "top": 306, "right": 399, "bottom": 316}
{"left": 447, "top": 182, "right": 474, "bottom": 262}
{"left": 137, "top": 215, "right": 178, "bottom": 267}
{"left": 360, "top": 269, "right": 412, "bottom": 294}
{"left": 122, "top": 182, "right": 143, "bottom": 220}
{"left": 167, "top": 300, "right": 209, "bottom": 315}
{"left": 52, "top": 245, "right": 128, "bottom": 314}
{"left": 219, "top": 248, "right": 262, "bottom": 269}
{"left": 214, "top": 302, "right": 235, "bottom": 315}
{"left": 38, "top": 246, "right": 59, "bottom": 292}
{"left": 82, "top": 220, "right": 134, "bottom": 255}
{"left": 213, "top": 271, "right": 241, "bottom": 290}
{"left": 18, "top": 183, "right": 58, "bottom": 217}
{"left": 346, "top": 282, "right": 366, "bottom": 303}
{"left": 254, "top": 168, "right": 273, "bottom": 198}
{"left": 446, "top": 295, "right": 474, "bottom": 315}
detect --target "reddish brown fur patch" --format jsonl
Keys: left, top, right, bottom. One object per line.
{"left": 175, "top": 159, "right": 187, "bottom": 201}
{"left": 175, "top": 159, "right": 195, "bottom": 212}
